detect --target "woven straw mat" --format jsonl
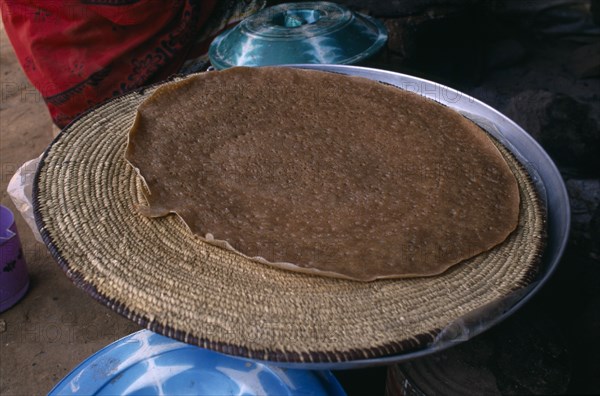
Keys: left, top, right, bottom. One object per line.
{"left": 33, "top": 76, "right": 546, "bottom": 363}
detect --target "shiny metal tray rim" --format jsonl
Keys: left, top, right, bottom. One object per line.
{"left": 255, "top": 64, "right": 571, "bottom": 370}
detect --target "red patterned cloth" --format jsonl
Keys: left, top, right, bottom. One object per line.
{"left": 1, "top": 0, "right": 217, "bottom": 127}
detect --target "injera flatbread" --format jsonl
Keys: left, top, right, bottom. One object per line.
{"left": 34, "top": 67, "right": 546, "bottom": 363}
{"left": 126, "top": 67, "right": 520, "bottom": 281}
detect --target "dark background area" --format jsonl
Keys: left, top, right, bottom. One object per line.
{"left": 329, "top": 0, "right": 600, "bottom": 394}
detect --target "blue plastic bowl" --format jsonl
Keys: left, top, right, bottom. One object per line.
{"left": 49, "top": 330, "right": 346, "bottom": 395}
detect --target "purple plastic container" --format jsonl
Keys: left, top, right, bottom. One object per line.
{"left": 0, "top": 205, "right": 29, "bottom": 312}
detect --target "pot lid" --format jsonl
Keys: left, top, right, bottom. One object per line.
{"left": 209, "top": 2, "right": 388, "bottom": 70}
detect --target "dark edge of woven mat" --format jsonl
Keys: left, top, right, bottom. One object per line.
{"left": 32, "top": 72, "right": 547, "bottom": 364}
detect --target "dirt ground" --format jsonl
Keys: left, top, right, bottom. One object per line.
{"left": 1, "top": 9, "right": 599, "bottom": 395}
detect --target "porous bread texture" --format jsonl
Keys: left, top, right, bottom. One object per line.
{"left": 125, "top": 67, "right": 520, "bottom": 281}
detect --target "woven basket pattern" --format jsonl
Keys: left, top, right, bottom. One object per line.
{"left": 34, "top": 79, "right": 545, "bottom": 363}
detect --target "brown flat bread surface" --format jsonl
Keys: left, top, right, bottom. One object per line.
{"left": 125, "top": 67, "right": 520, "bottom": 281}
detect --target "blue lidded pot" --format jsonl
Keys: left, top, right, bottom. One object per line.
{"left": 209, "top": 2, "right": 388, "bottom": 69}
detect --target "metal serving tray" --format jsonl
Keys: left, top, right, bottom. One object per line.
{"left": 34, "top": 64, "right": 570, "bottom": 371}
